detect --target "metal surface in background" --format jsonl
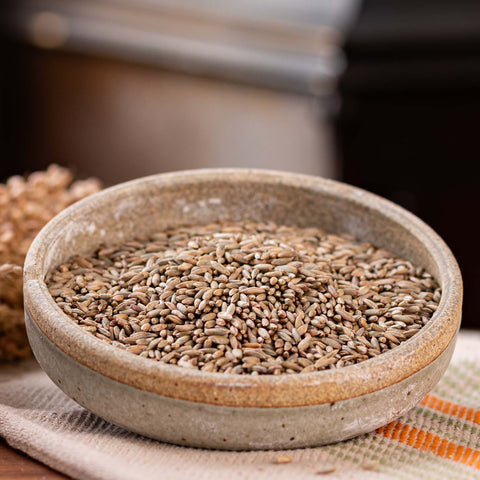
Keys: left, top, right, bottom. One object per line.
{"left": 1, "top": 0, "right": 360, "bottom": 183}
{"left": 3, "top": 0, "right": 360, "bottom": 96}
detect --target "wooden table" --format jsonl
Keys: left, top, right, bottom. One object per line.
{"left": 0, "top": 438, "right": 69, "bottom": 479}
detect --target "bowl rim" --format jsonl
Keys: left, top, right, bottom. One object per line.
{"left": 23, "top": 168, "right": 463, "bottom": 408}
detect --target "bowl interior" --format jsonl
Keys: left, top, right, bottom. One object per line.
{"left": 40, "top": 171, "right": 441, "bottom": 280}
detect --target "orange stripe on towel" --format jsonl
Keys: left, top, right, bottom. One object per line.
{"left": 377, "top": 420, "right": 480, "bottom": 469}
{"left": 421, "top": 394, "right": 480, "bottom": 425}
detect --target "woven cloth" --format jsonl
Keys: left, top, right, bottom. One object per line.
{"left": 1, "top": 331, "right": 480, "bottom": 480}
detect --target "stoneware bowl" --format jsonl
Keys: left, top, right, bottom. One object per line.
{"left": 23, "top": 168, "right": 463, "bottom": 450}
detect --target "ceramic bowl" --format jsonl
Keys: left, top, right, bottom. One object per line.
{"left": 23, "top": 169, "right": 463, "bottom": 450}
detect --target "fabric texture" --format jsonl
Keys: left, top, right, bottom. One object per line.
{"left": 1, "top": 331, "right": 480, "bottom": 480}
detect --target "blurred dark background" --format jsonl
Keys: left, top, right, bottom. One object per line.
{"left": 336, "top": 0, "right": 480, "bottom": 329}
{"left": 1, "top": 0, "right": 479, "bottom": 328}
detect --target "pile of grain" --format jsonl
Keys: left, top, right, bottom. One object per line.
{"left": 0, "top": 165, "right": 101, "bottom": 361}
{"left": 47, "top": 221, "right": 441, "bottom": 374}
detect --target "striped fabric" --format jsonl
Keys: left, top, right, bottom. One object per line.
{"left": 1, "top": 331, "right": 480, "bottom": 480}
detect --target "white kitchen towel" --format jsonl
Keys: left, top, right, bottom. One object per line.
{"left": 1, "top": 331, "right": 480, "bottom": 480}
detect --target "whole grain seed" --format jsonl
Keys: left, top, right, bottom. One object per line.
{"left": 315, "top": 466, "right": 336, "bottom": 474}
{"left": 275, "top": 455, "right": 293, "bottom": 464}
{"left": 361, "top": 460, "right": 380, "bottom": 471}
{"left": 46, "top": 220, "right": 441, "bottom": 374}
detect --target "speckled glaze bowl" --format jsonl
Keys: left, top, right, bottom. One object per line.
{"left": 24, "top": 169, "right": 462, "bottom": 450}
